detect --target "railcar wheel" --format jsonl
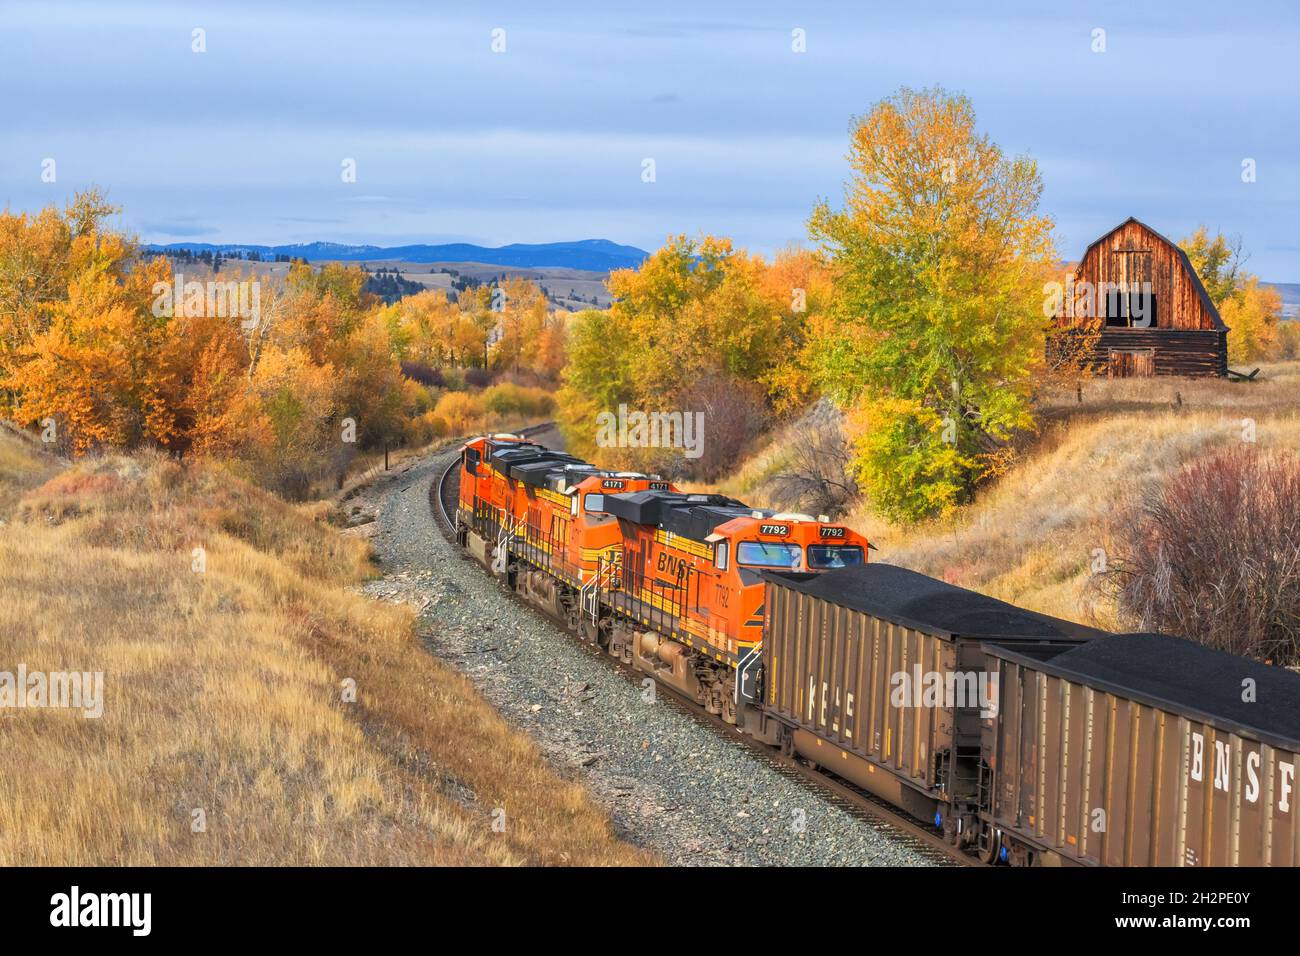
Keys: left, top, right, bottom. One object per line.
{"left": 977, "top": 829, "right": 1002, "bottom": 865}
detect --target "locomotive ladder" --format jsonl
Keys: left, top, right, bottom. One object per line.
{"left": 492, "top": 514, "right": 523, "bottom": 575}
{"left": 580, "top": 552, "right": 621, "bottom": 624}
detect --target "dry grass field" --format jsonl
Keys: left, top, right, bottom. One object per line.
{"left": 0, "top": 435, "right": 648, "bottom": 866}
{"left": 709, "top": 362, "right": 1300, "bottom": 629}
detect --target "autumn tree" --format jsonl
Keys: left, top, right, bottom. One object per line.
{"left": 1222, "top": 277, "right": 1282, "bottom": 364}
{"left": 385, "top": 289, "right": 459, "bottom": 366}
{"left": 0, "top": 190, "right": 125, "bottom": 393}
{"left": 522, "top": 308, "right": 568, "bottom": 379}
{"left": 1180, "top": 227, "right": 1244, "bottom": 307}
{"left": 9, "top": 255, "right": 179, "bottom": 453}
{"left": 492, "top": 276, "right": 548, "bottom": 374}
{"left": 555, "top": 308, "right": 637, "bottom": 461}
{"left": 808, "top": 87, "right": 1054, "bottom": 521}
{"left": 1178, "top": 227, "right": 1281, "bottom": 364}
{"left": 557, "top": 235, "right": 805, "bottom": 469}
{"left": 760, "top": 247, "right": 835, "bottom": 413}
{"left": 457, "top": 285, "right": 497, "bottom": 369}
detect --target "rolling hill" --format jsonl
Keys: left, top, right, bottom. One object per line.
{"left": 145, "top": 239, "right": 650, "bottom": 272}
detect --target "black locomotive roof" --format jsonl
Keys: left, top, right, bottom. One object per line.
{"left": 486, "top": 440, "right": 546, "bottom": 460}
{"left": 763, "top": 563, "right": 1102, "bottom": 643}
{"left": 490, "top": 445, "right": 582, "bottom": 483}
{"left": 993, "top": 632, "right": 1300, "bottom": 751}
{"left": 508, "top": 455, "right": 585, "bottom": 487}
{"left": 603, "top": 490, "right": 758, "bottom": 541}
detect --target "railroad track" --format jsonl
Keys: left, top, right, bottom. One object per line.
{"left": 431, "top": 431, "right": 977, "bottom": 867}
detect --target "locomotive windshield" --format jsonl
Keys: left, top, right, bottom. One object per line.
{"left": 736, "top": 541, "right": 802, "bottom": 568}
{"left": 806, "top": 545, "right": 865, "bottom": 569}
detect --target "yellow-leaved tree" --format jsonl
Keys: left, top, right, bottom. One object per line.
{"left": 1178, "top": 227, "right": 1281, "bottom": 364}
{"left": 808, "top": 87, "right": 1055, "bottom": 521}
{"left": 555, "top": 235, "right": 805, "bottom": 476}
{"left": 1221, "top": 277, "right": 1282, "bottom": 364}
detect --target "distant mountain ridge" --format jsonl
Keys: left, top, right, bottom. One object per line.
{"left": 144, "top": 238, "right": 650, "bottom": 272}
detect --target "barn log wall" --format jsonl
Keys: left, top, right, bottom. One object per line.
{"left": 1054, "top": 218, "right": 1228, "bottom": 377}
{"left": 1087, "top": 329, "right": 1228, "bottom": 377}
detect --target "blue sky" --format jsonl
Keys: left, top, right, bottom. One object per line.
{"left": 1, "top": 0, "right": 1297, "bottom": 277}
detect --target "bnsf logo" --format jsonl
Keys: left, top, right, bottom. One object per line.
{"left": 601, "top": 479, "right": 625, "bottom": 489}
{"left": 1190, "top": 731, "right": 1295, "bottom": 812}
{"left": 655, "top": 551, "right": 689, "bottom": 581}
{"left": 759, "top": 524, "right": 789, "bottom": 536}
{"left": 819, "top": 527, "right": 846, "bottom": 539}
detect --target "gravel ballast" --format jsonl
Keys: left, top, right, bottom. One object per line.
{"left": 345, "top": 443, "right": 936, "bottom": 866}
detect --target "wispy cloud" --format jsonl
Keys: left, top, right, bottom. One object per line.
{"left": 1, "top": 0, "right": 1295, "bottom": 273}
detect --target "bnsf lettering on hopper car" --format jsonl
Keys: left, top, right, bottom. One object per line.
{"left": 1191, "top": 731, "right": 1295, "bottom": 812}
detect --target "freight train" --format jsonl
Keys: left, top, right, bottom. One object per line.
{"left": 454, "top": 432, "right": 1300, "bottom": 866}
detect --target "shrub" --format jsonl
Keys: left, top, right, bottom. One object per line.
{"left": 1102, "top": 447, "right": 1300, "bottom": 665}
{"left": 463, "top": 367, "right": 492, "bottom": 389}
{"left": 480, "top": 382, "right": 555, "bottom": 420}
{"left": 433, "top": 391, "right": 485, "bottom": 436}
{"left": 401, "top": 361, "right": 445, "bottom": 388}
{"left": 1271, "top": 321, "right": 1300, "bottom": 361}
{"left": 769, "top": 402, "right": 859, "bottom": 518}
{"left": 675, "top": 372, "right": 770, "bottom": 482}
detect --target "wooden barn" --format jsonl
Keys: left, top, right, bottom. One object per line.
{"left": 1053, "top": 217, "right": 1228, "bottom": 377}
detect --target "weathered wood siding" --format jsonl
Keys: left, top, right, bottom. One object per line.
{"left": 1093, "top": 329, "right": 1227, "bottom": 377}
{"left": 1054, "top": 218, "right": 1228, "bottom": 377}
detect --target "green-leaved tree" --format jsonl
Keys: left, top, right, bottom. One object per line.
{"left": 808, "top": 87, "right": 1055, "bottom": 521}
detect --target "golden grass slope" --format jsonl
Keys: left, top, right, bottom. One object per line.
{"left": 0, "top": 435, "right": 647, "bottom": 866}
{"left": 868, "top": 363, "right": 1300, "bottom": 626}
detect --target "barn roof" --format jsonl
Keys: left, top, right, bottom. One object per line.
{"left": 1075, "top": 216, "right": 1228, "bottom": 332}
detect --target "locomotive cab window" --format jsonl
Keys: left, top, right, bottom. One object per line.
{"left": 807, "top": 544, "right": 865, "bottom": 569}
{"left": 569, "top": 494, "right": 579, "bottom": 517}
{"left": 463, "top": 448, "right": 480, "bottom": 475}
{"left": 584, "top": 493, "right": 605, "bottom": 514}
{"left": 737, "top": 541, "right": 801, "bottom": 568}
{"left": 714, "top": 541, "right": 728, "bottom": 571}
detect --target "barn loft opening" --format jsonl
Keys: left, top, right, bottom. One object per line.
{"left": 1104, "top": 248, "right": 1157, "bottom": 328}
{"left": 1104, "top": 286, "right": 1157, "bottom": 328}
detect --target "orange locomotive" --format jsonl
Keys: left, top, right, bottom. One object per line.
{"left": 455, "top": 433, "right": 869, "bottom": 732}
{"left": 455, "top": 433, "right": 676, "bottom": 629}
{"left": 600, "top": 491, "right": 868, "bottom": 728}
